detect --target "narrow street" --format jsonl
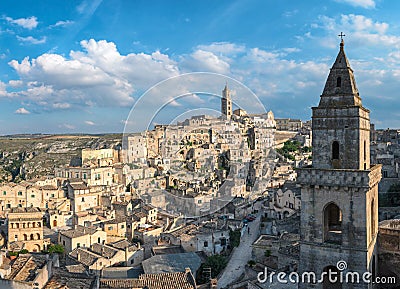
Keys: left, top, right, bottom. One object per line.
{"left": 218, "top": 214, "right": 261, "bottom": 289}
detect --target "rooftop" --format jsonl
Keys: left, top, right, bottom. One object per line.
{"left": 59, "top": 225, "right": 98, "bottom": 238}
{"left": 99, "top": 270, "right": 196, "bottom": 289}
{"left": 142, "top": 252, "right": 202, "bottom": 276}
{"left": 9, "top": 207, "right": 42, "bottom": 214}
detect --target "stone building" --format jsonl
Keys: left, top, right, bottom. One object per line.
{"left": 58, "top": 225, "right": 107, "bottom": 254}
{"left": 296, "top": 39, "right": 382, "bottom": 288}
{"left": 275, "top": 118, "right": 303, "bottom": 131}
{"left": 7, "top": 207, "right": 47, "bottom": 252}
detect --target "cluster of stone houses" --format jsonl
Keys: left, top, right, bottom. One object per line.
{"left": 371, "top": 128, "right": 400, "bottom": 191}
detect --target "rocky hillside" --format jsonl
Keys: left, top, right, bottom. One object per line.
{"left": 0, "top": 134, "right": 122, "bottom": 183}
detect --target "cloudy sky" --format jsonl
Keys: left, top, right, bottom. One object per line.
{"left": 1, "top": 0, "right": 400, "bottom": 134}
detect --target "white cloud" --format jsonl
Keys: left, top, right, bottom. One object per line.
{"left": 52, "top": 103, "right": 71, "bottom": 109}
{"left": 6, "top": 16, "right": 38, "bottom": 29}
{"left": 282, "top": 10, "right": 299, "bottom": 17}
{"left": 8, "top": 80, "right": 23, "bottom": 87}
{"left": 181, "top": 50, "right": 231, "bottom": 74}
{"left": 196, "top": 42, "right": 246, "bottom": 55}
{"left": 334, "top": 0, "right": 376, "bottom": 9}
{"left": 60, "top": 123, "right": 75, "bottom": 130}
{"left": 316, "top": 14, "right": 400, "bottom": 48}
{"left": 8, "top": 39, "right": 179, "bottom": 110}
{"left": 0, "top": 81, "right": 7, "bottom": 97}
{"left": 15, "top": 107, "right": 30, "bottom": 114}
{"left": 52, "top": 20, "right": 74, "bottom": 27}
{"left": 16, "top": 36, "right": 47, "bottom": 44}
{"left": 340, "top": 14, "right": 388, "bottom": 34}
{"left": 85, "top": 120, "right": 95, "bottom": 126}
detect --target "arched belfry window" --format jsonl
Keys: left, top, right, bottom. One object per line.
{"left": 323, "top": 203, "right": 342, "bottom": 244}
{"left": 332, "top": 141, "right": 339, "bottom": 160}
{"left": 336, "top": 76, "right": 342, "bottom": 87}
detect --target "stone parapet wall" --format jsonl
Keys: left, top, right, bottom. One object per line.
{"left": 297, "top": 164, "right": 381, "bottom": 188}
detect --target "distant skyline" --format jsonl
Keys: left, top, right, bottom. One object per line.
{"left": 1, "top": 0, "right": 400, "bottom": 134}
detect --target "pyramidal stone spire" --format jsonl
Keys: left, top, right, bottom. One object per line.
{"left": 319, "top": 39, "right": 362, "bottom": 107}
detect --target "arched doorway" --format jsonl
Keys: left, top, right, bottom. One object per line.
{"left": 323, "top": 203, "right": 342, "bottom": 244}
{"left": 32, "top": 244, "right": 41, "bottom": 252}
{"left": 322, "top": 266, "right": 342, "bottom": 289}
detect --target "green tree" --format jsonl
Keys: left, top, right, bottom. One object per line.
{"left": 248, "top": 260, "right": 256, "bottom": 267}
{"left": 229, "top": 229, "right": 241, "bottom": 247}
{"left": 47, "top": 244, "right": 65, "bottom": 254}
{"left": 196, "top": 255, "right": 228, "bottom": 284}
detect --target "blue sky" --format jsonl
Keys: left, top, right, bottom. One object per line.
{"left": 1, "top": 0, "right": 400, "bottom": 134}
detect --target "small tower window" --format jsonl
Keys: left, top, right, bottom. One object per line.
{"left": 364, "top": 140, "right": 366, "bottom": 161}
{"left": 336, "top": 76, "right": 342, "bottom": 87}
{"left": 323, "top": 203, "right": 342, "bottom": 244}
{"left": 332, "top": 141, "right": 339, "bottom": 160}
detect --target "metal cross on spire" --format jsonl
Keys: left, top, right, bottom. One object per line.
{"left": 338, "top": 32, "right": 346, "bottom": 41}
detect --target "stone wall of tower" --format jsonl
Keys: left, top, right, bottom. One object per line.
{"left": 298, "top": 165, "right": 381, "bottom": 289}
{"left": 312, "top": 106, "right": 370, "bottom": 170}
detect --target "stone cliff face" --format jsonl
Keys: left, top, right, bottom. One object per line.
{"left": 0, "top": 134, "right": 121, "bottom": 183}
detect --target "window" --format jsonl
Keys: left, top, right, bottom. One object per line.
{"left": 108, "top": 226, "right": 113, "bottom": 230}
{"left": 31, "top": 195, "right": 35, "bottom": 198}
{"left": 336, "top": 76, "right": 342, "bottom": 87}
{"left": 371, "top": 199, "right": 376, "bottom": 240}
{"left": 6, "top": 204, "right": 11, "bottom": 209}
{"left": 3, "top": 191, "right": 6, "bottom": 195}
{"left": 364, "top": 140, "right": 367, "bottom": 161}
{"left": 204, "top": 241, "right": 208, "bottom": 247}
{"left": 18, "top": 191, "right": 23, "bottom": 196}
{"left": 51, "top": 194, "right": 55, "bottom": 198}
{"left": 77, "top": 243, "right": 80, "bottom": 248}
{"left": 323, "top": 203, "right": 342, "bottom": 244}
{"left": 130, "top": 260, "right": 134, "bottom": 264}
{"left": 121, "top": 225, "right": 125, "bottom": 229}
{"left": 82, "top": 197, "right": 85, "bottom": 202}
{"left": 332, "top": 141, "right": 339, "bottom": 160}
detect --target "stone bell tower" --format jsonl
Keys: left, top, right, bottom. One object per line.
{"left": 221, "top": 83, "right": 232, "bottom": 120}
{"left": 297, "top": 37, "right": 382, "bottom": 288}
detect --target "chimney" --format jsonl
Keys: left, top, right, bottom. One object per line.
{"left": 185, "top": 267, "right": 191, "bottom": 274}
{"left": 77, "top": 251, "right": 81, "bottom": 261}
